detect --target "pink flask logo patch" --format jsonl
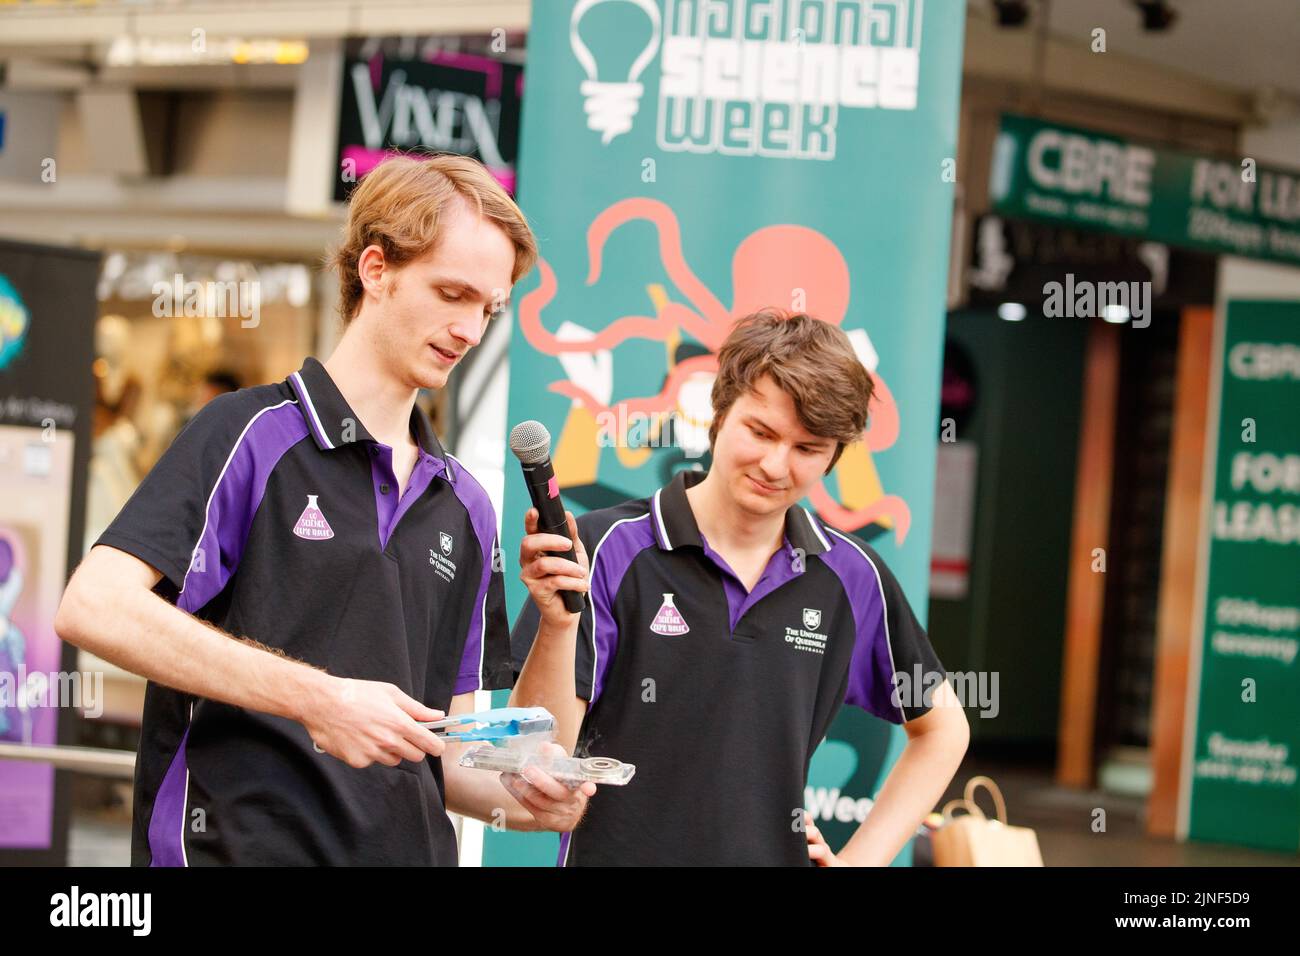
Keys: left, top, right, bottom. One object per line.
{"left": 293, "top": 494, "right": 334, "bottom": 540}
{"left": 649, "top": 593, "right": 689, "bottom": 636}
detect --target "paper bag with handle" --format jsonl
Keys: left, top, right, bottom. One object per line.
{"left": 931, "top": 775, "right": 1044, "bottom": 866}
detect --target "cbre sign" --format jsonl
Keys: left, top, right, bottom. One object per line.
{"left": 989, "top": 114, "right": 1300, "bottom": 267}
{"left": 1184, "top": 300, "right": 1300, "bottom": 853}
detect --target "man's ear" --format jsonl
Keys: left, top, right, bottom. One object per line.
{"left": 357, "top": 244, "right": 387, "bottom": 303}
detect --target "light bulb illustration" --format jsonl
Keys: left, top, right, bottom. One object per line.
{"left": 570, "top": 0, "right": 662, "bottom": 145}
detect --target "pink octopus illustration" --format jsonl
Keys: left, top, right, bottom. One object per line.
{"left": 518, "top": 197, "right": 910, "bottom": 540}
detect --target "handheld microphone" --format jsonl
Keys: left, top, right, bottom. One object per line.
{"left": 509, "top": 421, "right": 586, "bottom": 614}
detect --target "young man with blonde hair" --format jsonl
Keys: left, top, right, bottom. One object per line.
{"left": 512, "top": 310, "right": 969, "bottom": 866}
{"left": 56, "top": 155, "right": 592, "bottom": 866}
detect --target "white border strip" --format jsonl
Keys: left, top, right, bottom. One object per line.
{"left": 583, "top": 513, "right": 650, "bottom": 701}
{"left": 447, "top": 453, "right": 492, "bottom": 688}
{"left": 179, "top": 700, "right": 194, "bottom": 867}
{"left": 826, "top": 527, "right": 905, "bottom": 723}
{"left": 291, "top": 371, "right": 334, "bottom": 449}
{"left": 651, "top": 488, "right": 671, "bottom": 547}
{"left": 447, "top": 452, "right": 466, "bottom": 484}
{"left": 802, "top": 507, "right": 833, "bottom": 550}
{"left": 474, "top": 539, "right": 492, "bottom": 689}
{"left": 563, "top": 513, "right": 651, "bottom": 868}
{"left": 172, "top": 398, "right": 297, "bottom": 866}
{"left": 180, "top": 398, "right": 297, "bottom": 600}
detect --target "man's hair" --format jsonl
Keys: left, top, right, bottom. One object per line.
{"left": 709, "top": 309, "right": 873, "bottom": 473}
{"left": 328, "top": 154, "right": 538, "bottom": 322}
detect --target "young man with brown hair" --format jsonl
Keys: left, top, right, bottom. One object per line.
{"left": 512, "top": 309, "right": 969, "bottom": 866}
{"left": 55, "top": 155, "right": 592, "bottom": 866}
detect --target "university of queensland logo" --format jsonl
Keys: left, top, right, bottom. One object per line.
{"left": 429, "top": 534, "right": 458, "bottom": 584}
{"left": 787, "top": 606, "right": 828, "bottom": 654}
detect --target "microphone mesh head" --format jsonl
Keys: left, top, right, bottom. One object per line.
{"left": 509, "top": 420, "right": 552, "bottom": 464}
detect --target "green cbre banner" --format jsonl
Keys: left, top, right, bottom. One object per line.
{"left": 491, "top": 0, "right": 965, "bottom": 865}
{"left": 990, "top": 114, "right": 1300, "bottom": 266}
{"left": 1184, "top": 300, "right": 1300, "bottom": 853}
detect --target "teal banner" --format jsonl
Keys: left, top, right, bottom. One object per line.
{"left": 493, "top": 0, "right": 965, "bottom": 865}
{"left": 990, "top": 114, "right": 1300, "bottom": 266}
{"left": 1185, "top": 300, "right": 1300, "bottom": 853}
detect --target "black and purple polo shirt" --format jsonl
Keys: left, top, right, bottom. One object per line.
{"left": 96, "top": 357, "right": 510, "bottom": 866}
{"left": 511, "top": 468, "right": 945, "bottom": 866}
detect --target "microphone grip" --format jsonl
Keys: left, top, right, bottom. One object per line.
{"left": 521, "top": 459, "right": 586, "bottom": 614}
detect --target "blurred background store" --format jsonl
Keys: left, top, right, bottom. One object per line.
{"left": 0, "top": 0, "right": 1296, "bottom": 866}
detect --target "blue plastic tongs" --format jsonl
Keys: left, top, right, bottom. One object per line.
{"left": 418, "top": 706, "right": 555, "bottom": 742}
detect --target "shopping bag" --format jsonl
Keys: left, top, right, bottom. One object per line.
{"left": 931, "top": 775, "right": 1044, "bottom": 866}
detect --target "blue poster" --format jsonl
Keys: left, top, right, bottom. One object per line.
{"left": 495, "top": 0, "right": 965, "bottom": 864}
